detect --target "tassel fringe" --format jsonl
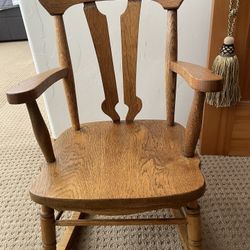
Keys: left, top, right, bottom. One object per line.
{"left": 206, "top": 55, "right": 241, "bottom": 107}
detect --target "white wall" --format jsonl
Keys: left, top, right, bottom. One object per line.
{"left": 19, "top": 0, "right": 212, "bottom": 138}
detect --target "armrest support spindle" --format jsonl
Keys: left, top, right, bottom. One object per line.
{"left": 26, "top": 101, "right": 56, "bottom": 163}
{"left": 183, "top": 91, "right": 205, "bottom": 157}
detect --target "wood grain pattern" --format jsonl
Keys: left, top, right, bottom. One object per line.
{"left": 40, "top": 206, "right": 56, "bottom": 250}
{"left": 183, "top": 91, "right": 205, "bottom": 157}
{"left": 54, "top": 15, "right": 80, "bottom": 130}
{"left": 6, "top": 68, "right": 68, "bottom": 104}
{"left": 84, "top": 2, "right": 120, "bottom": 122}
{"left": 30, "top": 120, "right": 205, "bottom": 213}
{"left": 153, "top": 0, "right": 184, "bottom": 9}
{"left": 171, "top": 61, "right": 223, "bottom": 92}
{"left": 26, "top": 101, "right": 55, "bottom": 163}
{"left": 38, "top": 0, "right": 184, "bottom": 15}
{"left": 121, "top": 0, "right": 142, "bottom": 122}
{"left": 166, "top": 10, "right": 177, "bottom": 126}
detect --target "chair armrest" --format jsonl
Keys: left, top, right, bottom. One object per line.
{"left": 170, "top": 61, "right": 223, "bottom": 92}
{"left": 6, "top": 67, "right": 68, "bottom": 104}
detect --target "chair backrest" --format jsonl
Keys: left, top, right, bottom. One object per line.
{"left": 38, "top": 0, "right": 184, "bottom": 128}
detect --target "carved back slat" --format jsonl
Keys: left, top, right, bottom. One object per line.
{"left": 121, "top": 0, "right": 142, "bottom": 122}
{"left": 84, "top": 3, "right": 120, "bottom": 122}
{"left": 54, "top": 15, "right": 80, "bottom": 130}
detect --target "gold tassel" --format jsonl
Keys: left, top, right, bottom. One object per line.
{"left": 206, "top": 36, "right": 241, "bottom": 107}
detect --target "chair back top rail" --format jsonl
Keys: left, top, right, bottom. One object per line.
{"left": 39, "top": 0, "right": 184, "bottom": 15}
{"left": 84, "top": 2, "right": 120, "bottom": 122}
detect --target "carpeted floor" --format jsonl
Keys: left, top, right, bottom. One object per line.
{"left": 0, "top": 41, "right": 250, "bottom": 250}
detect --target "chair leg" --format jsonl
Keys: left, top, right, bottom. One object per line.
{"left": 40, "top": 206, "right": 56, "bottom": 250}
{"left": 186, "top": 201, "right": 202, "bottom": 250}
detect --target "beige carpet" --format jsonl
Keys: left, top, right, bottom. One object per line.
{"left": 0, "top": 41, "right": 250, "bottom": 250}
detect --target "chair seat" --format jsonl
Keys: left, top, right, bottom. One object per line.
{"left": 30, "top": 120, "right": 205, "bottom": 214}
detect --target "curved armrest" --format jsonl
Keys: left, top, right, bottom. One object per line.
{"left": 170, "top": 61, "right": 223, "bottom": 92}
{"left": 7, "top": 67, "right": 68, "bottom": 104}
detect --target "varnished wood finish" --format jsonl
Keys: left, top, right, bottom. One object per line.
{"left": 38, "top": 0, "right": 184, "bottom": 15}
{"left": 171, "top": 208, "right": 189, "bottom": 250}
{"left": 26, "top": 101, "right": 55, "bottom": 163}
{"left": 121, "top": 0, "right": 142, "bottom": 122}
{"left": 84, "top": 2, "right": 120, "bottom": 122}
{"left": 183, "top": 91, "right": 205, "bottom": 157}
{"left": 201, "top": 0, "right": 250, "bottom": 156}
{"left": 54, "top": 15, "right": 80, "bottom": 130}
{"left": 40, "top": 206, "right": 56, "bottom": 250}
{"left": 171, "top": 61, "right": 223, "bottom": 92}
{"left": 6, "top": 68, "right": 68, "bottom": 104}
{"left": 153, "top": 0, "right": 184, "bottom": 9}
{"left": 56, "top": 218, "right": 187, "bottom": 227}
{"left": 186, "top": 201, "right": 202, "bottom": 250}
{"left": 30, "top": 120, "right": 205, "bottom": 212}
{"left": 6, "top": 1, "right": 226, "bottom": 248}
{"left": 166, "top": 10, "right": 177, "bottom": 126}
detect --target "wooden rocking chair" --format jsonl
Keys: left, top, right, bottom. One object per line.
{"left": 6, "top": 0, "right": 223, "bottom": 249}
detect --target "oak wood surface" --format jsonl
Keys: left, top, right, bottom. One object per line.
{"left": 26, "top": 101, "right": 55, "bottom": 163}
{"left": 171, "top": 61, "right": 223, "bottom": 92}
{"left": 171, "top": 208, "right": 188, "bottom": 250}
{"left": 38, "top": 0, "right": 184, "bottom": 15}
{"left": 54, "top": 15, "right": 80, "bottom": 130}
{"left": 186, "top": 201, "right": 202, "bottom": 250}
{"left": 183, "top": 91, "right": 205, "bottom": 157}
{"left": 121, "top": 0, "right": 142, "bottom": 122}
{"left": 30, "top": 120, "right": 205, "bottom": 212}
{"left": 40, "top": 206, "right": 56, "bottom": 250}
{"left": 166, "top": 10, "right": 177, "bottom": 126}
{"left": 84, "top": 2, "right": 120, "bottom": 122}
{"left": 6, "top": 68, "right": 67, "bottom": 104}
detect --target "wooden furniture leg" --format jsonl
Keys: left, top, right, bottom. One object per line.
{"left": 40, "top": 206, "right": 56, "bottom": 250}
{"left": 186, "top": 201, "right": 202, "bottom": 250}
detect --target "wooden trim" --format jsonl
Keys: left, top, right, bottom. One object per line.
{"left": 6, "top": 67, "right": 68, "bottom": 104}
{"left": 56, "top": 218, "right": 187, "bottom": 227}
